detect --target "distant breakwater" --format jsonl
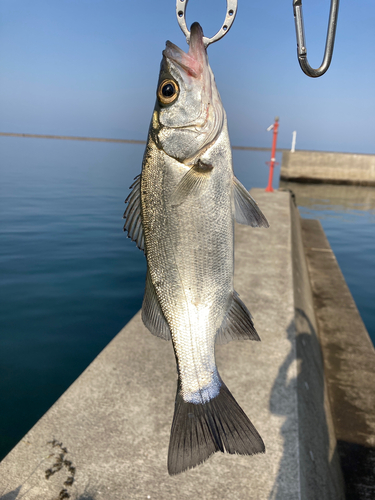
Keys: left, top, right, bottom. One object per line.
{"left": 0, "top": 132, "right": 146, "bottom": 145}
{"left": 281, "top": 150, "right": 375, "bottom": 186}
{"left": 0, "top": 131, "right": 285, "bottom": 151}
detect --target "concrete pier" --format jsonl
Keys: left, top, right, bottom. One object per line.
{"left": 301, "top": 219, "right": 375, "bottom": 499}
{"left": 281, "top": 150, "right": 375, "bottom": 186}
{"left": 2, "top": 188, "right": 372, "bottom": 499}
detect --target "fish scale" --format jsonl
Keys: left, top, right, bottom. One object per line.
{"left": 142, "top": 137, "right": 230, "bottom": 401}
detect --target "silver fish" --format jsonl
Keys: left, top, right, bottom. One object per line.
{"left": 124, "top": 22, "right": 268, "bottom": 475}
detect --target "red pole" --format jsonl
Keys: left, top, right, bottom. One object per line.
{"left": 265, "top": 117, "right": 279, "bottom": 192}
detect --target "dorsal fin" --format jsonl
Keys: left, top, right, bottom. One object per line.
{"left": 123, "top": 175, "right": 145, "bottom": 252}
{"left": 233, "top": 177, "right": 269, "bottom": 228}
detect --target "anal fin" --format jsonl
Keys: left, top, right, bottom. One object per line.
{"left": 141, "top": 270, "right": 171, "bottom": 341}
{"left": 216, "top": 291, "right": 260, "bottom": 344}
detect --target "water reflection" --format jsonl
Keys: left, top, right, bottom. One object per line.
{"left": 279, "top": 180, "right": 375, "bottom": 212}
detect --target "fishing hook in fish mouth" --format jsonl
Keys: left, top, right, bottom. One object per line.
{"left": 176, "top": 0, "right": 238, "bottom": 48}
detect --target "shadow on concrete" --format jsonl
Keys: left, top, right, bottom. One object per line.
{"left": 268, "top": 321, "right": 300, "bottom": 500}
{"left": 0, "top": 486, "right": 21, "bottom": 500}
{"left": 0, "top": 484, "right": 98, "bottom": 500}
{"left": 75, "top": 484, "right": 98, "bottom": 500}
{"left": 268, "top": 309, "right": 344, "bottom": 500}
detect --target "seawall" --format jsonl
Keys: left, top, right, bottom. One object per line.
{"left": 0, "top": 189, "right": 373, "bottom": 499}
{"left": 281, "top": 150, "right": 375, "bottom": 186}
{"left": 300, "top": 218, "right": 375, "bottom": 498}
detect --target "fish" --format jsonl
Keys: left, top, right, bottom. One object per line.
{"left": 123, "top": 22, "right": 269, "bottom": 475}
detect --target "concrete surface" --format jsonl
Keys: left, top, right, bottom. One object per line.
{"left": 281, "top": 150, "right": 375, "bottom": 186}
{"left": 301, "top": 219, "right": 375, "bottom": 499}
{"left": 0, "top": 190, "right": 344, "bottom": 500}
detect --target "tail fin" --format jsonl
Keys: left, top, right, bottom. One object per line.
{"left": 168, "top": 380, "right": 265, "bottom": 475}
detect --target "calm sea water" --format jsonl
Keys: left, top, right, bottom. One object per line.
{"left": 0, "top": 138, "right": 374, "bottom": 462}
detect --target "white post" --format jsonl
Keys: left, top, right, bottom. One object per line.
{"left": 291, "top": 131, "right": 297, "bottom": 153}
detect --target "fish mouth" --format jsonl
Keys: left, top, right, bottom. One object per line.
{"left": 163, "top": 22, "right": 206, "bottom": 79}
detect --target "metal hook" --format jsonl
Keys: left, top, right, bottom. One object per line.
{"left": 176, "top": 0, "right": 238, "bottom": 48}
{"left": 293, "top": 0, "right": 340, "bottom": 77}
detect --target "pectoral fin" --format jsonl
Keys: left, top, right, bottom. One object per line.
{"left": 233, "top": 177, "right": 269, "bottom": 228}
{"left": 142, "top": 270, "right": 171, "bottom": 341}
{"left": 171, "top": 161, "right": 213, "bottom": 207}
{"left": 123, "top": 174, "right": 145, "bottom": 251}
{"left": 216, "top": 291, "right": 260, "bottom": 344}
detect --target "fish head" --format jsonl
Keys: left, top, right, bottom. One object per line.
{"left": 152, "top": 22, "right": 224, "bottom": 164}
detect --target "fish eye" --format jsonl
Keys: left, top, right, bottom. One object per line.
{"left": 157, "top": 79, "right": 179, "bottom": 105}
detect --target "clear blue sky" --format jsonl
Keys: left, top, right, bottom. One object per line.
{"left": 0, "top": 0, "right": 374, "bottom": 153}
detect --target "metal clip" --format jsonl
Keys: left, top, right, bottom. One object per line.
{"left": 176, "top": 0, "right": 238, "bottom": 48}
{"left": 293, "top": 0, "right": 340, "bottom": 77}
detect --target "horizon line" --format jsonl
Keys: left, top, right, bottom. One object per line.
{"left": 3, "top": 132, "right": 371, "bottom": 156}
{"left": 0, "top": 132, "right": 285, "bottom": 152}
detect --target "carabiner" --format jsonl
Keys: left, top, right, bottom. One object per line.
{"left": 293, "top": 0, "right": 340, "bottom": 78}
{"left": 176, "top": 0, "right": 238, "bottom": 48}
